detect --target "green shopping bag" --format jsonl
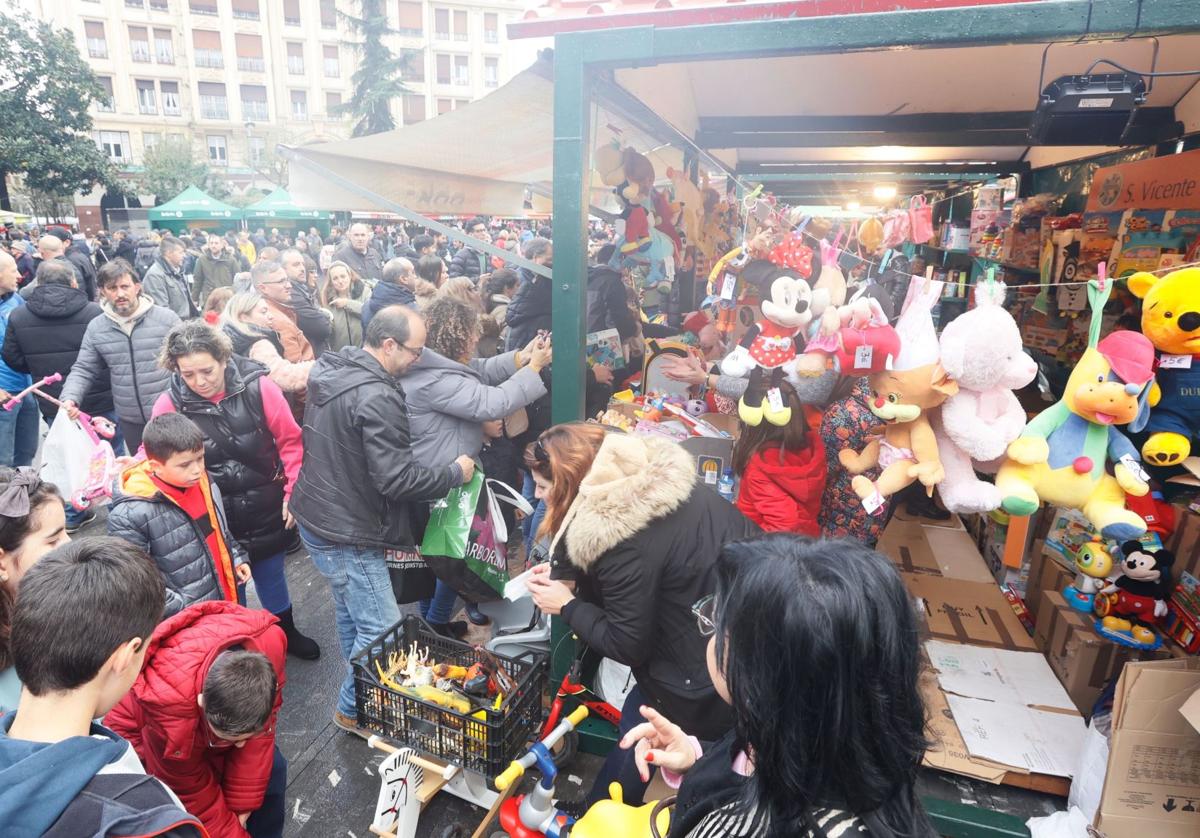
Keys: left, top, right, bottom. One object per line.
{"left": 420, "top": 470, "right": 484, "bottom": 560}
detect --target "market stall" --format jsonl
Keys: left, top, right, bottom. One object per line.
{"left": 242, "top": 187, "right": 335, "bottom": 235}
{"left": 146, "top": 185, "right": 242, "bottom": 234}
{"left": 502, "top": 1, "right": 1200, "bottom": 835}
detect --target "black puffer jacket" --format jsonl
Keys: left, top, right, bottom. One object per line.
{"left": 1, "top": 284, "right": 112, "bottom": 420}
{"left": 504, "top": 269, "right": 552, "bottom": 352}
{"left": 448, "top": 246, "right": 487, "bottom": 281}
{"left": 168, "top": 357, "right": 289, "bottom": 561}
{"left": 550, "top": 434, "right": 758, "bottom": 740}
{"left": 65, "top": 242, "right": 98, "bottom": 301}
{"left": 289, "top": 347, "right": 463, "bottom": 549}
{"left": 287, "top": 280, "right": 332, "bottom": 357}
{"left": 587, "top": 265, "right": 637, "bottom": 340}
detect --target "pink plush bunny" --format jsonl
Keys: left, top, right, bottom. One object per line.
{"left": 933, "top": 282, "right": 1039, "bottom": 514}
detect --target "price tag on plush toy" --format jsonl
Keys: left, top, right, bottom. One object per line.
{"left": 766, "top": 387, "right": 784, "bottom": 414}
{"left": 1119, "top": 454, "right": 1150, "bottom": 483}
{"left": 1159, "top": 354, "right": 1193, "bottom": 369}
{"left": 854, "top": 344, "right": 874, "bottom": 370}
{"left": 861, "top": 489, "right": 886, "bottom": 516}
{"left": 720, "top": 272, "right": 737, "bottom": 301}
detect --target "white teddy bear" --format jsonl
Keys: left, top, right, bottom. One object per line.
{"left": 933, "top": 282, "right": 1039, "bottom": 514}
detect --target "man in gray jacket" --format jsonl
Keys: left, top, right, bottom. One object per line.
{"left": 141, "top": 236, "right": 197, "bottom": 320}
{"left": 60, "top": 258, "right": 181, "bottom": 451}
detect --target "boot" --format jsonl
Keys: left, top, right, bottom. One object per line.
{"left": 429, "top": 620, "right": 469, "bottom": 640}
{"left": 276, "top": 607, "right": 320, "bottom": 660}
{"left": 465, "top": 602, "right": 491, "bottom": 626}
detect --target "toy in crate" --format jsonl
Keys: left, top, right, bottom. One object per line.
{"left": 1162, "top": 571, "right": 1200, "bottom": 654}
{"left": 353, "top": 616, "right": 545, "bottom": 781}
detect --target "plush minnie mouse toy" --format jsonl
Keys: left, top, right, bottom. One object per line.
{"left": 719, "top": 260, "right": 813, "bottom": 426}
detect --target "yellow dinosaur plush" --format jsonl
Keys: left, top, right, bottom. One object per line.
{"left": 1127, "top": 267, "right": 1200, "bottom": 466}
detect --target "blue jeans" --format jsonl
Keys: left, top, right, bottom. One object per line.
{"left": 421, "top": 579, "right": 459, "bottom": 624}
{"left": 588, "top": 684, "right": 652, "bottom": 806}
{"left": 299, "top": 524, "right": 399, "bottom": 718}
{"left": 0, "top": 397, "right": 38, "bottom": 468}
{"left": 245, "top": 746, "right": 287, "bottom": 838}
{"left": 250, "top": 550, "right": 291, "bottom": 614}
{"left": 521, "top": 472, "right": 538, "bottom": 540}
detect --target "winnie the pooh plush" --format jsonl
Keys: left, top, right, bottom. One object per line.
{"left": 997, "top": 279, "right": 1155, "bottom": 540}
{"left": 1127, "top": 267, "right": 1200, "bottom": 466}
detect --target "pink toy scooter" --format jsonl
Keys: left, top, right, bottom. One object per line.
{"left": 5, "top": 374, "right": 118, "bottom": 510}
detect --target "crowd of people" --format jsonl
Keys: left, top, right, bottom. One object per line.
{"left": 0, "top": 215, "right": 934, "bottom": 838}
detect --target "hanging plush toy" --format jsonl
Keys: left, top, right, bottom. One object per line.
{"left": 1095, "top": 541, "right": 1174, "bottom": 649}
{"left": 1126, "top": 267, "right": 1200, "bottom": 467}
{"left": 933, "top": 280, "right": 1039, "bottom": 514}
{"left": 839, "top": 276, "right": 958, "bottom": 509}
{"left": 720, "top": 260, "right": 813, "bottom": 426}
{"left": 996, "top": 272, "right": 1156, "bottom": 540}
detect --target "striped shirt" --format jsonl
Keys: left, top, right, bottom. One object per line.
{"left": 685, "top": 802, "right": 869, "bottom": 838}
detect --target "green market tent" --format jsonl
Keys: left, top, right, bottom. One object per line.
{"left": 148, "top": 186, "right": 242, "bottom": 229}
{"left": 244, "top": 188, "right": 334, "bottom": 223}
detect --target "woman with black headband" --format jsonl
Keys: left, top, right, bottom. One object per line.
{"left": 0, "top": 468, "right": 69, "bottom": 713}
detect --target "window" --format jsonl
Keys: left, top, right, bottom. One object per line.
{"left": 135, "top": 79, "right": 157, "bottom": 114}
{"left": 453, "top": 10, "right": 467, "bottom": 41}
{"left": 129, "top": 26, "right": 151, "bottom": 62}
{"left": 84, "top": 21, "right": 107, "bottom": 59}
{"left": 96, "top": 76, "right": 115, "bottom": 112}
{"left": 149, "top": 0, "right": 169, "bottom": 9}
{"left": 402, "top": 94, "right": 425, "bottom": 125}
{"left": 435, "top": 53, "right": 450, "bottom": 85}
{"left": 397, "top": 1, "right": 422, "bottom": 36}
{"left": 483, "top": 12, "right": 497, "bottom": 43}
{"left": 153, "top": 28, "right": 174, "bottom": 64}
{"left": 322, "top": 45, "right": 340, "bottom": 77}
{"left": 207, "top": 135, "right": 227, "bottom": 165}
{"left": 484, "top": 56, "right": 498, "bottom": 87}
{"left": 400, "top": 48, "right": 424, "bottom": 82}
{"left": 320, "top": 0, "right": 336, "bottom": 28}
{"left": 240, "top": 84, "right": 268, "bottom": 120}
{"left": 231, "top": 0, "right": 260, "bottom": 20}
{"left": 436, "top": 98, "right": 451, "bottom": 115}
{"left": 198, "top": 81, "right": 228, "bottom": 119}
{"left": 290, "top": 89, "right": 307, "bottom": 119}
{"left": 143, "top": 131, "right": 161, "bottom": 150}
{"left": 192, "top": 30, "right": 223, "bottom": 68}
{"left": 325, "top": 91, "right": 342, "bottom": 112}
{"left": 126, "top": 0, "right": 146, "bottom": 7}
{"left": 94, "top": 131, "right": 132, "bottom": 163}
{"left": 188, "top": 0, "right": 217, "bottom": 14}
{"left": 434, "top": 9, "right": 449, "bottom": 39}
{"left": 453, "top": 54, "right": 468, "bottom": 86}
{"left": 160, "top": 80, "right": 181, "bottom": 115}
{"left": 286, "top": 42, "right": 304, "bottom": 75}
{"left": 235, "top": 33, "right": 264, "bottom": 72}
{"left": 248, "top": 136, "right": 267, "bottom": 165}
{"left": 283, "top": 0, "right": 300, "bottom": 26}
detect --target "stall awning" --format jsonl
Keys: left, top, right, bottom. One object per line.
{"left": 148, "top": 185, "right": 242, "bottom": 222}
{"left": 244, "top": 188, "right": 334, "bottom": 221}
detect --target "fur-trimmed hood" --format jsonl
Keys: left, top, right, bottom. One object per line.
{"left": 554, "top": 433, "right": 697, "bottom": 570}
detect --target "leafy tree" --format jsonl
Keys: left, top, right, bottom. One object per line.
{"left": 338, "top": 0, "right": 409, "bottom": 136}
{"left": 0, "top": 13, "right": 113, "bottom": 211}
{"left": 136, "top": 137, "right": 211, "bottom": 204}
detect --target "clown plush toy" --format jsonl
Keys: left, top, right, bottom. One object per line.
{"left": 1126, "top": 267, "right": 1200, "bottom": 467}
{"left": 997, "top": 277, "right": 1155, "bottom": 540}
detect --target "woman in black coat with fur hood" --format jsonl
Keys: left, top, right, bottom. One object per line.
{"left": 526, "top": 423, "right": 758, "bottom": 806}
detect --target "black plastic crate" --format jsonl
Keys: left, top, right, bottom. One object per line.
{"left": 352, "top": 615, "right": 546, "bottom": 780}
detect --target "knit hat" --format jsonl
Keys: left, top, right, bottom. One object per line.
{"left": 1096, "top": 331, "right": 1156, "bottom": 387}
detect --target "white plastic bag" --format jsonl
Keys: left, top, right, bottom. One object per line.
{"left": 41, "top": 412, "right": 115, "bottom": 510}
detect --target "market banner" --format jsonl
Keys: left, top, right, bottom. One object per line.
{"left": 1087, "top": 148, "right": 1200, "bottom": 212}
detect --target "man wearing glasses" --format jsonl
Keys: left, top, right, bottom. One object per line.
{"left": 448, "top": 217, "right": 492, "bottom": 282}
{"left": 290, "top": 305, "right": 475, "bottom": 735}
{"left": 251, "top": 260, "right": 314, "bottom": 368}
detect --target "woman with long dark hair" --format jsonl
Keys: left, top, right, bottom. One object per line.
{"left": 620, "top": 534, "right": 933, "bottom": 838}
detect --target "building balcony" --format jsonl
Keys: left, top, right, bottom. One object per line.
{"left": 138, "top": 103, "right": 158, "bottom": 115}
{"left": 484, "top": 31, "right": 498, "bottom": 44}
{"left": 125, "top": 0, "right": 145, "bottom": 8}
{"left": 87, "top": 40, "right": 108, "bottom": 59}
{"left": 195, "top": 50, "right": 224, "bottom": 69}
{"left": 237, "top": 57, "right": 265, "bottom": 72}
{"left": 96, "top": 100, "right": 115, "bottom": 113}
{"left": 149, "top": 0, "right": 169, "bottom": 9}
{"left": 155, "top": 46, "right": 174, "bottom": 64}
{"left": 242, "top": 102, "right": 269, "bottom": 120}
{"left": 200, "top": 99, "right": 229, "bottom": 120}
{"left": 284, "top": 16, "right": 300, "bottom": 26}
{"left": 131, "top": 45, "right": 151, "bottom": 62}
{"left": 232, "top": 9, "right": 259, "bottom": 19}
{"left": 323, "top": 60, "right": 339, "bottom": 77}
{"left": 287, "top": 57, "right": 305, "bottom": 74}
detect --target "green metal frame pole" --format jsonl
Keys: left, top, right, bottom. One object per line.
{"left": 550, "top": 45, "right": 591, "bottom": 424}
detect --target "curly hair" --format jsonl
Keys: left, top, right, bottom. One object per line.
{"left": 423, "top": 295, "right": 481, "bottom": 363}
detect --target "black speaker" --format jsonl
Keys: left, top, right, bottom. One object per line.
{"left": 1028, "top": 73, "right": 1147, "bottom": 146}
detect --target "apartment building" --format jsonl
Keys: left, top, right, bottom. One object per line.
{"left": 29, "top": 0, "right": 525, "bottom": 206}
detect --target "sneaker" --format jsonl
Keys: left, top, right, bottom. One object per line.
{"left": 333, "top": 710, "right": 367, "bottom": 738}
{"left": 464, "top": 603, "right": 491, "bottom": 626}
{"left": 286, "top": 530, "right": 304, "bottom": 555}
{"left": 66, "top": 511, "right": 97, "bottom": 534}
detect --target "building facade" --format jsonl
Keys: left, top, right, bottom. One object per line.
{"left": 26, "top": 0, "right": 524, "bottom": 221}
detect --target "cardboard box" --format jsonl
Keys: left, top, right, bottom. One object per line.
{"left": 1097, "top": 658, "right": 1200, "bottom": 838}
{"left": 1027, "top": 545, "right": 1076, "bottom": 625}
{"left": 903, "top": 572, "right": 1038, "bottom": 651}
{"left": 1164, "top": 503, "right": 1200, "bottom": 582}
{"left": 877, "top": 517, "right": 995, "bottom": 585}
{"left": 1034, "top": 590, "right": 1158, "bottom": 716}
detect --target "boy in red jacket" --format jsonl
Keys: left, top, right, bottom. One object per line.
{"left": 106, "top": 601, "right": 287, "bottom": 838}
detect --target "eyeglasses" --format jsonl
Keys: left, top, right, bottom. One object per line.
{"left": 398, "top": 343, "right": 424, "bottom": 360}
{"left": 533, "top": 438, "right": 549, "bottom": 463}
{"left": 692, "top": 595, "right": 717, "bottom": 637}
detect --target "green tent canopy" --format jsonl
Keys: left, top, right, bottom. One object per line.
{"left": 244, "top": 188, "right": 334, "bottom": 222}
{"left": 148, "top": 186, "right": 242, "bottom": 224}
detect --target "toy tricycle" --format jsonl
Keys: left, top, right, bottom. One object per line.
{"left": 494, "top": 706, "right": 673, "bottom": 838}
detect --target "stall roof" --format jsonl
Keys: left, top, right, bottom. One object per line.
{"left": 244, "top": 188, "right": 334, "bottom": 221}
{"left": 147, "top": 186, "right": 242, "bottom": 222}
